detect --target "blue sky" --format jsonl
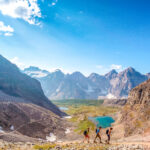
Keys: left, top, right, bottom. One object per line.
{"left": 0, "top": 0, "right": 150, "bottom": 76}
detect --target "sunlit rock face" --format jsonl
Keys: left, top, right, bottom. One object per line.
{"left": 121, "top": 79, "right": 150, "bottom": 136}
{"left": 109, "top": 67, "right": 148, "bottom": 98}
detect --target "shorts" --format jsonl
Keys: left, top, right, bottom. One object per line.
{"left": 107, "top": 134, "right": 110, "bottom": 141}
{"left": 85, "top": 134, "right": 89, "bottom": 138}
{"left": 96, "top": 134, "right": 101, "bottom": 138}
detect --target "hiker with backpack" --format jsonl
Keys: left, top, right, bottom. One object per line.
{"left": 83, "top": 128, "right": 90, "bottom": 143}
{"left": 106, "top": 127, "right": 113, "bottom": 144}
{"left": 94, "top": 126, "right": 102, "bottom": 143}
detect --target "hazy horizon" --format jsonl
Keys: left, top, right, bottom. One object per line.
{"left": 11, "top": 61, "right": 150, "bottom": 77}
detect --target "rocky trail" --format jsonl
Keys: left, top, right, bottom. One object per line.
{"left": 0, "top": 139, "right": 150, "bottom": 150}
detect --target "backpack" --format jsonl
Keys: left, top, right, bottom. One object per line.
{"left": 106, "top": 129, "right": 109, "bottom": 135}
{"left": 84, "top": 130, "right": 87, "bottom": 135}
{"left": 95, "top": 129, "right": 97, "bottom": 133}
{"left": 96, "top": 129, "right": 99, "bottom": 134}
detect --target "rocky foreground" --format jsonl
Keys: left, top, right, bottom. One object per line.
{"left": 0, "top": 140, "right": 150, "bottom": 150}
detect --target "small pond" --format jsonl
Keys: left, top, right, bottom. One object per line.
{"left": 88, "top": 116, "right": 115, "bottom": 128}
{"left": 59, "top": 107, "right": 69, "bottom": 111}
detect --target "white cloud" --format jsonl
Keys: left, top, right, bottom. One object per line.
{"left": 4, "top": 32, "right": 13, "bottom": 36}
{"left": 106, "top": 93, "right": 117, "bottom": 99}
{"left": 10, "top": 57, "right": 27, "bottom": 69}
{"left": 0, "top": 0, "right": 41, "bottom": 25}
{"left": 49, "top": 0, "right": 58, "bottom": 6}
{"left": 0, "top": 21, "right": 14, "bottom": 36}
{"left": 52, "top": 2, "right": 56, "bottom": 6}
{"left": 48, "top": 67, "right": 72, "bottom": 74}
{"left": 96, "top": 65, "right": 103, "bottom": 69}
{"left": 110, "top": 64, "right": 123, "bottom": 70}
{"left": 96, "top": 64, "right": 124, "bottom": 75}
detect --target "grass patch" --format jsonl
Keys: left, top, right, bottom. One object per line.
{"left": 34, "top": 144, "right": 56, "bottom": 150}
{"left": 52, "top": 99, "right": 104, "bottom": 107}
{"left": 66, "top": 105, "right": 119, "bottom": 117}
{"left": 33, "top": 143, "right": 109, "bottom": 150}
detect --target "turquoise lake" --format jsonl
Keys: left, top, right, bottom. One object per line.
{"left": 88, "top": 116, "right": 115, "bottom": 128}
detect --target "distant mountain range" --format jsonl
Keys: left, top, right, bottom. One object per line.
{"left": 23, "top": 66, "right": 150, "bottom": 100}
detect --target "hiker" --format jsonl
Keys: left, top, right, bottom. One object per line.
{"left": 83, "top": 128, "right": 90, "bottom": 143}
{"left": 106, "top": 127, "right": 113, "bottom": 144}
{"left": 94, "top": 126, "right": 102, "bottom": 143}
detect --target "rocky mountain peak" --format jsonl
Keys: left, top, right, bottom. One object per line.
{"left": 70, "top": 72, "right": 86, "bottom": 80}
{"left": 88, "top": 73, "right": 101, "bottom": 79}
{"left": 71, "top": 71, "right": 84, "bottom": 76}
{"left": 54, "top": 69, "right": 63, "bottom": 74}
{"left": 49, "top": 69, "right": 65, "bottom": 79}
{"left": 121, "top": 67, "right": 136, "bottom": 74}
{"left": 118, "top": 67, "right": 146, "bottom": 78}
{"left": 126, "top": 67, "right": 135, "bottom": 71}
{"left": 109, "top": 67, "right": 148, "bottom": 98}
{"left": 88, "top": 73, "right": 106, "bottom": 83}
{"left": 105, "top": 69, "right": 118, "bottom": 80}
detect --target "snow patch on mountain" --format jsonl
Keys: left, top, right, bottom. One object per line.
{"left": 23, "top": 66, "right": 50, "bottom": 78}
{"left": 10, "top": 125, "right": 14, "bottom": 131}
{"left": 85, "top": 85, "right": 94, "bottom": 93}
{"left": 65, "top": 128, "right": 71, "bottom": 134}
{"left": 106, "top": 93, "right": 117, "bottom": 99}
{"left": 0, "top": 126, "right": 4, "bottom": 133}
{"left": 25, "top": 71, "right": 49, "bottom": 78}
{"left": 46, "top": 133, "right": 57, "bottom": 142}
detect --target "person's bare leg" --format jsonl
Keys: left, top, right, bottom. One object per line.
{"left": 99, "top": 135, "right": 102, "bottom": 143}
{"left": 86, "top": 137, "right": 88, "bottom": 143}
{"left": 107, "top": 135, "right": 110, "bottom": 144}
{"left": 87, "top": 136, "right": 90, "bottom": 143}
{"left": 83, "top": 136, "right": 86, "bottom": 143}
{"left": 94, "top": 135, "right": 97, "bottom": 143}
{"left": 108, "top": 135, "right": 110, "bottom": 144}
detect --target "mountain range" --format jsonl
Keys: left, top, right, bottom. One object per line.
{"left": 23, "top": 66, "right": 150, "bottom": 100}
